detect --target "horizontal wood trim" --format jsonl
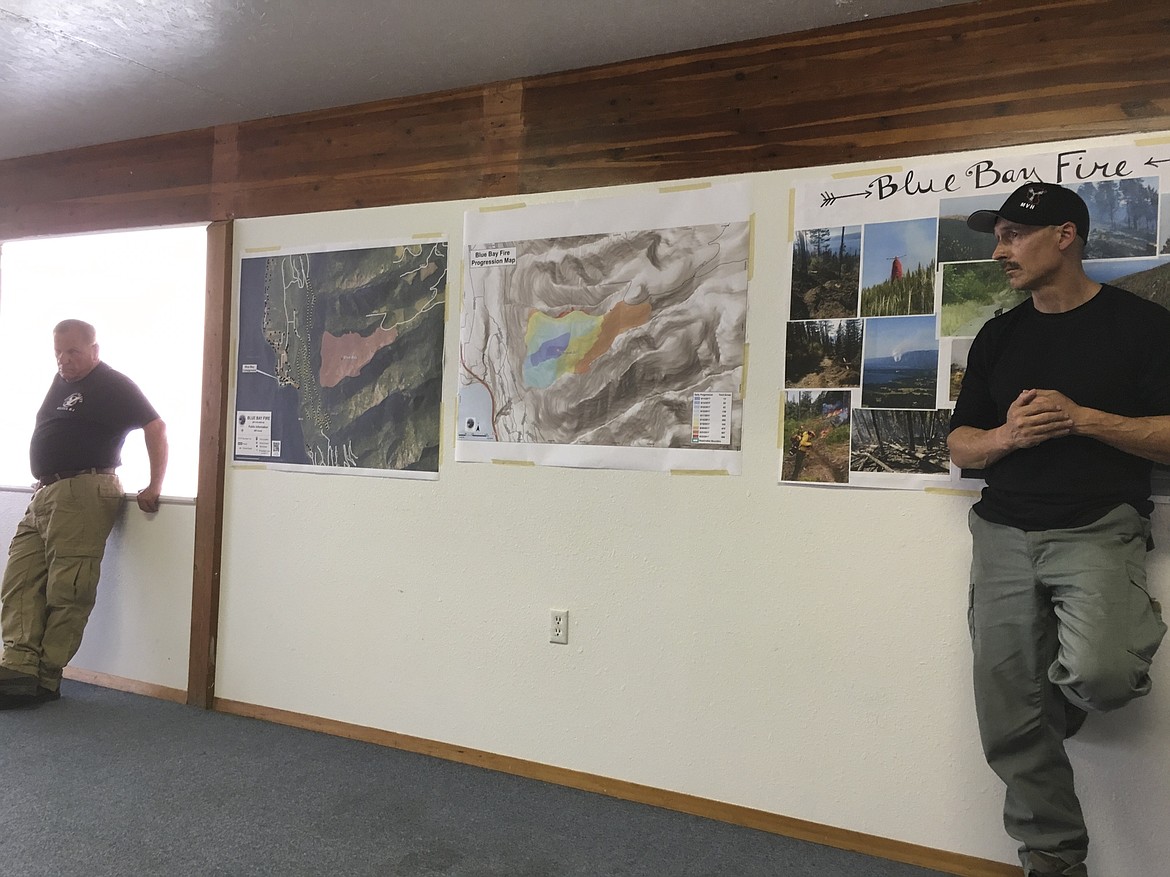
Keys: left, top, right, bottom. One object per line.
{"left": 213, "top": 696, "right": 1017, "bottom": 877}
{"left": 63, "top": 666, "right": 187, "bottom": 704}
{"left": 1, "top": 0, "right": 1169, "bottom": 239}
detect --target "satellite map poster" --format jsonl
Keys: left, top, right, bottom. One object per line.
{"left": 782, "top": 136, "right": 1170, "bottom": 494}
{"left": 457, "top": 183, "right": 751, "bottom": 473}
{"left": 234, "top": 240, "right": 447, "bottom": 479}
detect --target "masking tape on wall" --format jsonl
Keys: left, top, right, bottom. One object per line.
{"left": 740, "top": 343, "right": 749, "bottom": 400}
{"left": 924, "top": 487, "right": 981, "bottom": 498}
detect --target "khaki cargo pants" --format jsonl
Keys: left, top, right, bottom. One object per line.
{"left": 968, "top": 504, "right": 1166, "bottom": 877}
{"left": 1, "top": 473, "right": 123, "bottom": 691}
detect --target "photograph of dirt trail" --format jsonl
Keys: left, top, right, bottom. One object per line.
{"left": 234, "top": 242, "right": 446, "bottom": 477}
{"left": 457, "top": 186, "right": 749, "bottom": 472}
{"left": 781, "top": 391, "right": 851, "bottom": 484}
{"left": 939, "top": 261, "right": 1028, "bottom": 338}
{"left": 785, "top": 319, "right": 862, "bottom": 389}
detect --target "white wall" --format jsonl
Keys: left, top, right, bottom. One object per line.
{"left": 4, "top": 132, "right": 1159, "bottom": 873}
{"left": 0, "top": 490, "right": 193, "bottom": 691}
{"left": 211, "top": 140, "right": 1170, "bottom": 877}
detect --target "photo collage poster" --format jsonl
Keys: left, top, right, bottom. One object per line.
{"left": 782, "top": 137, "right": 1170, "bottom": 494}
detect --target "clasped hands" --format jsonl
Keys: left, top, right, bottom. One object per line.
{"left": 1004, "top": 388, "right": 1081, "bottom": 450}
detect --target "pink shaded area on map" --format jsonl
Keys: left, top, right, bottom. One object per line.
{"left": 319, "top": 327, "right": 399, "bottom": 388}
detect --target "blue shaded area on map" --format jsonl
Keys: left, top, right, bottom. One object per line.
{"left": 529, "top": 333, "right": 570, "bottom": 367}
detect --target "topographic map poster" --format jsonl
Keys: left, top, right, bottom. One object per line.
{"left": 782, "top": 134, "right": 1170, "bottom": 495}
{"left": 234, "top": 240, "right": 447, "bottom": 479}
{"left": 457, "top": 183, "right": 750, "bottom": 473}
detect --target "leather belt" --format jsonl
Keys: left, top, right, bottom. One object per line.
{"left": 35, "top": 467, "right": 116, "bottom": 488}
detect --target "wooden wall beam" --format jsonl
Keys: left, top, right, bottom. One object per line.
{"left": 187, "top": 219, "right": 233, "bottom": 708}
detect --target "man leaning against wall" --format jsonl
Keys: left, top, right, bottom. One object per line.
{"left": 0, "top": 319, "right": 167, "bottom": 709}
{"left": 948, "top": 183, "right": 1170, "bottom": 877}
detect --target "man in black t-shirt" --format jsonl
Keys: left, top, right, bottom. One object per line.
{"left": 0, "top": 319, "right": 167, "bottom": 708}
{"left": 949, "top": 184, "right": 1170, "bottom": 877}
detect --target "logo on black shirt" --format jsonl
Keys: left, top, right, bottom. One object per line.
{"left": 58, "top": 392, "right": 83, "bottom": 412}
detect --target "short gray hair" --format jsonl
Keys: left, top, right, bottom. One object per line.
{"left": 53, "top": 319, "right": 96, "bottom": 344}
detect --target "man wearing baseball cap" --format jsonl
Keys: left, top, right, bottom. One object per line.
{"left": 949, "top": 183, "right": 1170, "bottom": 877}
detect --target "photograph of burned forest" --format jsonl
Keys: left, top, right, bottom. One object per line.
{"left": 850, "top": 408, "right": 951, "bottom": 475}
{"left": 781, "top": 390, "right": 850, "bottom": 483}
{"left": 1076, "top": 178, "right": 1159, "bottom": 259}
{"left": 785, "top": 319, "right": 863, "bottom": 388}
{"left": 790, "top": 226, "right": 861, "bottom": 320}
{"left": 859, "top": 218, "right": 938, "bottom": 317}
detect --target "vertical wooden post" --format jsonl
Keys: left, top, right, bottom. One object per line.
{"left": 188, "top": 219, "right": 233, "bottom": 707}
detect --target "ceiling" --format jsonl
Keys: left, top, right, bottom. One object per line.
{"left": 0, "top": 0, "right": 966, "bottom": 162}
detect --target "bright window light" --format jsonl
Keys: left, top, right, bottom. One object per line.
{"left": 0, "top": 226, "right": 206, "bottom": 497}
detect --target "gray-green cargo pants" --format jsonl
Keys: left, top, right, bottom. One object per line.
{"left": 968, "top": 504, "right": 1166, "bottom": 877}
{"left": 1, "top": 473, "right": 123, "bottom": 692}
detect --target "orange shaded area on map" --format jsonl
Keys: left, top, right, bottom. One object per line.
{"left": 575, "top": 300, "right": 652, "bottom": 373}
{"left": 319, "top": 327, "right": 399, "bottom": 388}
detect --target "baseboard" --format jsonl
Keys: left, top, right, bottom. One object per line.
{"left": 212, "top": 696, "right": 1018, "bottom": 877}
{"left": 63, "top": 666, "right": 187, "bottom": 704}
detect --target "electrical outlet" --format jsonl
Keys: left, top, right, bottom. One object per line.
{"left": 549, "top": 609, "right": 568, "bottom": 644}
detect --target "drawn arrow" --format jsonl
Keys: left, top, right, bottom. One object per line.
{"left": 1145, "top": 156, "right": 1170, "bottom": 168}
{"left": 820, "top": 190, "right": 872, "bottom": 208}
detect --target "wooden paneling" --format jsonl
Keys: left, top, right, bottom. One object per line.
{"left": 517, "top": 0, "right": 1170, "bottom": 191}
{"left": 227, "top": 89, "right": 499, "bottom": 217}
{"left": 0, "top": 128, "right": 216, "bottom": 238}
{"left": 1, "top": 0, "right": 1168, "bottom": 239}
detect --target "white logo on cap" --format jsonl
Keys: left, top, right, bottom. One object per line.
{"left": 1019, "top": 186, "right": 1046, "bottom": 209}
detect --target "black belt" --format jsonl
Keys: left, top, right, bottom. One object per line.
{"left": 35, "top": 467, "right": 116, "bottom": 488}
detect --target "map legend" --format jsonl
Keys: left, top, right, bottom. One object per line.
{"left": 691, "top": 392, "right": 732, "bottom": 445}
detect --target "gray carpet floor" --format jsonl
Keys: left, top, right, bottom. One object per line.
{"left": 0, "top": 682, "right": 953, "bottom": 876}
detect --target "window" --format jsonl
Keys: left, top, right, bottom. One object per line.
{"left": 0, "top": 226, "right": 206, "bottom": 497}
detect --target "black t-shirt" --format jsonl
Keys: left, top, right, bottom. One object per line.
{"left": 29, "top": 361, "right": 160, "bottom": 478}
{"left": 949, "top": 284, "right": 1170, "bottom": 530}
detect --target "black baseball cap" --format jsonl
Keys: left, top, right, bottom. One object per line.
{"left": 966, "top": 183, "right": 1090, "bottom": 242}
